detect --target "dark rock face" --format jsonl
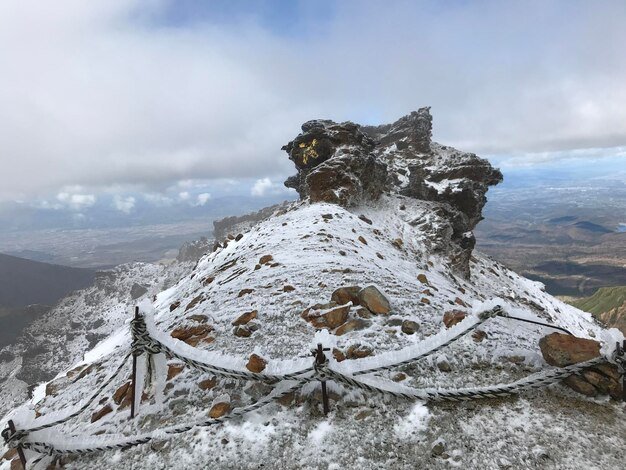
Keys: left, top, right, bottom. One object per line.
{"left": 282, "top": 120, "right": 386, "bottom": 205}
{"left": 283, "top": 107, "right": 502, "bottom": 277}
{"left": 177, "top": 237, "right": 211, "bottom": 263}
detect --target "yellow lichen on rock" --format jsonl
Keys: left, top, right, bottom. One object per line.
{"left": 299, "top": 139, "right": 319, "bottom": 165}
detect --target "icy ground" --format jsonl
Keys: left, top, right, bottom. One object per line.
{"left": 2, "top": 196, "right": 625, "bottom": 469}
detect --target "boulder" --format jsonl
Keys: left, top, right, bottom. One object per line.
{"left": 246, "top": 354, "right": 267, "bottom": 373}
{"left": 335, "top": 318, "right": 371, "bottom": 336}
{"left": 539, "top": 333, "right": 600, "bottom": 366}
{"left": 346, "top": 344, "right": 374, "bottom": 359}
{"left": 331, "top": 286, "right": 362, "bottom": 306}
{"left": 358, "top": 286, "right": 391, "bottom": 315}
{"left": 539, "top": 332, "right": 622, "bottom": 399}
{"left": 443, "top": 310, "right": 466, "bottom": 328}
{"left": 91, "top": 404, "right": 113, "bottom": 423}
{"left": 209, "top": 402, "right": 230, "bottom": 419}
{"left": 232, "top": 310, "right": 257, "bottom": 326}
{"left": 401, "top": 320, "right": 419, "bottom": 335}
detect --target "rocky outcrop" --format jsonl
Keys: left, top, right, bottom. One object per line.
{"left": 539, "top": 333, "right": 622, "bottom": 399}
{"left": 177, "top": 237, "right": 211, "bottom": 262}
{"left": 283, "top": 107, "right": 502, "bottom": 277}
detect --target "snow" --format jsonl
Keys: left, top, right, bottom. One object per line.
{"left": 393, "top": 402, "right": 431, "bottom": 439}
{"left": 2, "top": 194, "right": 624, "bottom": 469}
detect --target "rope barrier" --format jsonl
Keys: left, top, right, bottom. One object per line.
{"left": 131, "top": 313, "right": 315, "bottom": 383}
{"left": 20, "top": 374, "right": 312, "bottom": 456}
{"left": 351, "top": 306, "right": 504, "bottom": 376}
{"left": 323, "top": 356, "right": 607, "bottom": 401}
{"left": 5, "top": 304, "right": 622, "bottom": 465}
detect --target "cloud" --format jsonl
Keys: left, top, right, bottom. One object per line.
{"left": 195, "top": 192, "right": 211, "bottom": 206}
{"left": 0, "top": 0, "right": 625, "bottom": 203}
{"left": 56, "top": 191, "right": 96, "bottom": 210}
{"left": 112, "top": 195, "right": 136, "bottom": 213}
{"left": 251, "top": 178, "right": 274, "bottom": 197}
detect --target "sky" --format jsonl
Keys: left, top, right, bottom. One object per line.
{"left": 0, "top": 0, "right": 625, "bottom": 225}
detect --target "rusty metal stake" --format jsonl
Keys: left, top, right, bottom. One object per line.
{"left": 7, "top": 420, "right": 27, "bottom": 469}
{"left": 130, "top": 306, "right": 139, "bottom": 419}
{"left": 315, "top": 343, "right": 330, "bottom": 415}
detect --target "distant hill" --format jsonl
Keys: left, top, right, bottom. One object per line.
{"left": 0, "top": 253, "right": 96, "bottom": 308}
{"left": 571, "top": 221, "right": 612, "bottom": 233}
{"left": 569, "top": 285, "right": 626, "bottom": 334}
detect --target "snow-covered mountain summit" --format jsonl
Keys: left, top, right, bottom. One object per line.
{"left": 1, "top": 110, "right": 624, "bottom": 469}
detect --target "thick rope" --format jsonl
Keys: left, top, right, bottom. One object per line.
{"left": 351, "top": 306, "right": 505, "bottom": 376}
{"left": 131, "top": 313, "right": 314, "bottom": 382}
{"left": 20, "top": 374, "right": 311, "bottom": 456}
{"left": 325, "top": 356, "right": 608, "bottom": 401}
{"left": 3, "top": 351, "right": 132, "bottom": 448}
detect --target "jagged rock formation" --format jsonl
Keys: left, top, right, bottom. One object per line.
{"left": 176, "top": 237, "right": 212, "bottom": 263}
{"left": 212, "top": 203, "right": 289, "bottom": 242}
{"left": 283, "top": 108, "right": 503, "bottom": 277}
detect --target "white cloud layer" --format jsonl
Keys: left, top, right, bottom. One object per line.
{"left": 112, "top": 195, "right": 136, "bottom": 213}
{"left": 0, "top": 0, "right": 625, "bottom": 203}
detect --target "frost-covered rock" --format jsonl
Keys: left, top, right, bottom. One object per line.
{"left": 283, "top": 108, "right": 502, "bottom": 277}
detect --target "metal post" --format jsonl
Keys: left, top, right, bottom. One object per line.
{"left": 130, "top": 306, "right": 139, "bottom": 419}
{"left": 7, "top": 420, "right": 27, "bottom": 469}
{"left": 315, "top": 343, "right": 330, "bottom": 415}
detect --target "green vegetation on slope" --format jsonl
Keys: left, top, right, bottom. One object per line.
{"left": 571, "top": 285, "right": 626, "bottom": 315}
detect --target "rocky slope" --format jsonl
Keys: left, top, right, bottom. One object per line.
{"left": 569, "top": 286, "right": 626, "bottom": 334}
{"left": 1, "top": 110, "right": 624, "bottom": 470}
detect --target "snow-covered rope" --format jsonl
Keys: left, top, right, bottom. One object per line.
{"left": 20, "top": 374, "right": 312, "bottom": 457}
{"left": 3, "top": 351, "right": 132, "bottom": 448}
{"left": 349, "top": 306, "right": 505, "bottom": 376}
{"left": 131, "top": 313, "right": 314, "bottom": 382}
{"left": 324, "top": 356, "right": 607, "bottom": 401}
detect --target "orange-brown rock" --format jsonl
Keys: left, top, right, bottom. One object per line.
{"left": 472, "top": 330, "right": 487, "bottom": 342}
{"left": 539, "top": 332, "right": 622, "bottom": 398}
{"left": 539, "top": 333, "right": 601, "bottom": 366}
{"left": 358, "top": 236, "right": 368, "bottom": 245}
{"left": 401, "top": 320, "right": 419, "bottom": 335}
{"left": 185, "top": 294, "right": 205, "bottom": 311}
{"left": 246, "top": 354, "right": 267, "bottom": 373}
{"left": 331, "top": 286, "right": 361, "bottom": 306}
{"left": 392, "top": 372, "right": 407, "bottom": 382}
{"left": 332, "top": 348, "right": 346, "bottom": 362}
{"left": 420, "top": 297, "right": 430, "bottom": 305}
{"left": 358, "top": 286, "right": 391, "bottom": 315}
{"left": 171, "top": 324, "right": 213, "bottom": 346}
{"left": 113, "top": 381, "right": 131, "bottom": 405}
{"left": 167, "top": 364, "right": 185, "bottom": 381}
{"left": 238, "top": 288, "right": 254, "bottom": 297}
{"left": 198, "top": 377, "right": 218, "bottom": 390}
{"left": 443, "top": 310, "right": 466, "bottom": 328}
{"left": 335, "top": 318, "right": 370, "bottom": 336}
{"left": 91, "top": 404, "right": 113, "bottom": 423}
{"left": 324, "top": 305, "right": 351, "bottom": 328}
{"left": 259, "top": 254, "right": 273, "bottom": 265}
{"left": 392, "top": 238, "right": 403, "bottom": 249}
{"left": 169, "top": 301, "right": 181, "bottom": 312}
{"left": 232, "top": 310, "right": 258, "bottom": 326}
{"left": 1, "top": 448, "right": 16, "bottom": 462}
{"left": 283, "top": 285, "right": 296, "bottom": 292}
{"left": 454, "top": 297, "right": 468, "bottom": 307}
{"left": 45, "top": 381, "right": 61, "bottom": 396}
{"left": 346, "top": 344, "right": 374, "bottom": 359}
{"left": 233, "top": 326, "right": 252, "bottom": 338}
{"left": 417, "top": 274, "right": 429, "bottom": 285}
{"left": 203, "top": 276, "right": 215, "bottom": 286}
{"left": 209, "top": 402, "right": 231, "bottom": 419}
{"left": 66, "top": 364, "right": 88, "bottom": 379}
